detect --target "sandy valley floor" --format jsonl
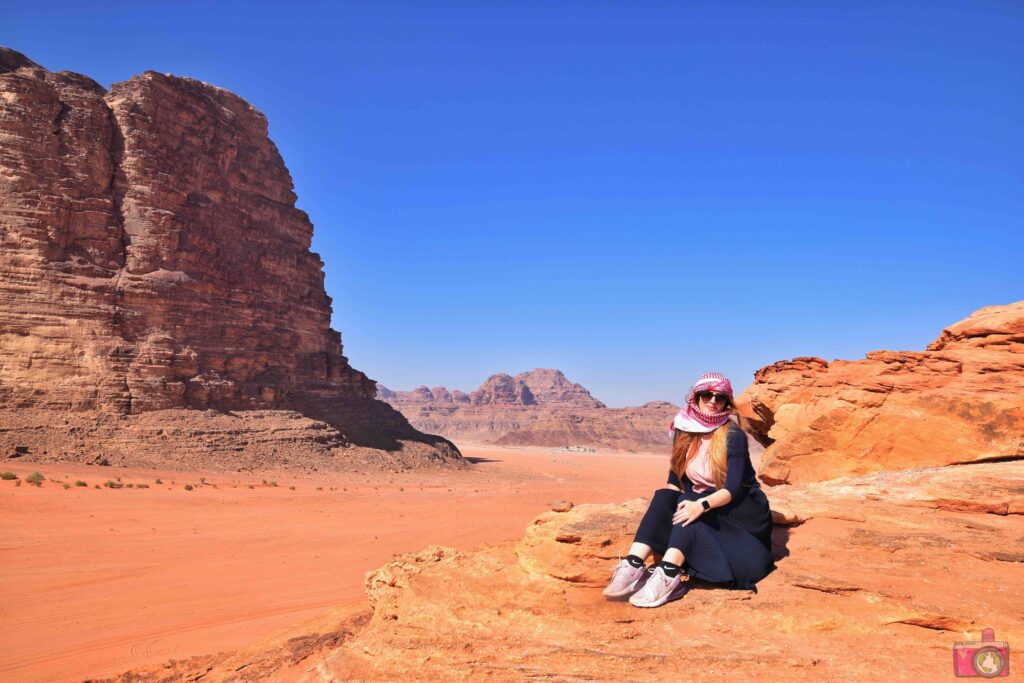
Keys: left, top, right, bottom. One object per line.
{"left": 0, "top": 444, "right": 667, "bottom": 682}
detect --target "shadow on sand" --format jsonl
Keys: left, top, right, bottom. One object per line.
{"left": 289, "top": 394, "right": 462, "bottom": 460}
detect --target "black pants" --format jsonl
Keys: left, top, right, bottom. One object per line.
{"left": 631, "top": 488, "right": 733, "bottom": 583}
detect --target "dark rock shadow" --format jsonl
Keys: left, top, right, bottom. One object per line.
{"left": 290, "top": 393, "right": 463, "bottom": 461}
{"left": 771, "top": 525, "right": 792, "bottom": 562}
{"left": 464, "top": 457, "right": 501, "bottom": 464}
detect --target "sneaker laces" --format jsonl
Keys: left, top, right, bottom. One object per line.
{"left": 609, "top": 558, "right": 634, "bottom": 573}
{"left": 635, "top": 566, "right": 670, "bottom": 598}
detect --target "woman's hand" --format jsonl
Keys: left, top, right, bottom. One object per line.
{"left": 672, "top": 499, "right": 705, "bottom": 527}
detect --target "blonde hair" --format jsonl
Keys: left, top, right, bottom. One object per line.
{"left": 670, "top": 426, "right": 731, "bottom": 489}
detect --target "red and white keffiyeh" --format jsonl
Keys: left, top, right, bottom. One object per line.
{"left": 669, "top": 372, "right": 735, "bottom": 434}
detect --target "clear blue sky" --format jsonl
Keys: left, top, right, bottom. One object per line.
{"left": 6, "top": 1, "right": 1023, "bottom": 406}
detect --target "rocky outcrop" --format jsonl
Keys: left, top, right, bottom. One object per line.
{"left": 380, "top": 369, "right": 677, "bottom": 452}
{"left": 0, "top": 47, "right": 460, "bottom": 469}
{"left": 504, "top": 368, "right": 605, "bottom": 408}
{"left": 111, "top": 458, "right": 1024, "bottom": 681}
{"left": 471, "top": 372, "right": 536, "bottom": 405}
{"left": 491, "top": 400, "right": 679, "bottom": 452}
{"left": 738, "top": 301, "right": 1024, "bottom": 485}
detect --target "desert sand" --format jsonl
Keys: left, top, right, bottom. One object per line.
{"left": 0, "top": 444, "right": 666, "bottom": 682}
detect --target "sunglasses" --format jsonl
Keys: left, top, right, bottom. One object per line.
{"left": 695, "top": 391, "right": 729, "bottom": 404}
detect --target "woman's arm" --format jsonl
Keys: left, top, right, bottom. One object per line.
{"left": 674, "top": 489, "right": 731, "bottom": 526}
{"left": 722, "top": 425, "right": 749, "bottom": 499}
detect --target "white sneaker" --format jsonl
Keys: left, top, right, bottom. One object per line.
{"left": 602, "top": 559, "right": 647, "bottom": 598}
{"left": 628, "top": 566, "right": 688, "bottom": 607}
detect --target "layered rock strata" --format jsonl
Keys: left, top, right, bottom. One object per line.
{"left": 112, "top": 459, "right": 1024, "bottom": 681}
{"left": 738, "top": 301, "right": 1024, "bottom": 485}
{"left": 380, "top": 368, "right": 678, "bottom": 452}
{"left": 0, "top": 47, "right": 460, "bottom": 469}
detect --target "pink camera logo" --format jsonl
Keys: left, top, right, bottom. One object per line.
{"left": 953, "top": 628, "right": 1010, "bottom": 678}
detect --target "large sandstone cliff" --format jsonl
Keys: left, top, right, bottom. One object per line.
{"left": 0, "top": 47, "right": 460, "bottom": 469}
{"left": 738, "top": 301, "right": 1024, "bottom": 484}
{"left": 380, "top": 368, "right": 678, "bottom": 452}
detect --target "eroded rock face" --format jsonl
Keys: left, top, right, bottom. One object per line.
{"left": 380, "top": 368, "right": 677, "bottom": 452}
{"left": 114, "top": 459, "right": 1024, "bottom": 681}
{"left": 471, "top": 372, "right": 536, "bottom": 405}
{"left": 0, "top": 47, "right": 460, "bottom": 468}
{"left": 738, "top": 301, "right": 1024, "bottom": 485}
{"left": 507, "top": 368, "right": 604, "bottom": 408}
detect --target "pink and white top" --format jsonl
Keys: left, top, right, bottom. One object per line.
{"left": 686, "top": 434, "right": 716, "bottom": 494}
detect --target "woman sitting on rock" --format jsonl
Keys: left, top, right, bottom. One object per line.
{"left": 603, "top": 372, "right": 774, "bottom": 607}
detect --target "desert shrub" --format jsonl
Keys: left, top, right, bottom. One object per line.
{"left": 75, "top": 480, "right": 87, "bottom": 487}
{"left": 25, "top": 472, "right": 44, "bottom": 486}
{"left": 103, "top": 480, "right": 124, "bottom": 489}
{"left": 289, "top": 485, "right": 295, "bottom": 490}
{"left": 155, "top": 478, "right": 163, "bottom": 484}
{"left": 184, "top": 484, "right": 193, "bottom": 491}
{"left": 136, "top": 483, "right": 150, "bottom": 489}
{"left": 1, "top": 472, "right": 17, "bottom": 480}
{"left": 63, "top": 483, "right": 71, "bottom": 489}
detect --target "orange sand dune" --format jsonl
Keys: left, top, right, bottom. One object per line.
{"left": 0, "top": 445, "right": 667, "bottom": 682}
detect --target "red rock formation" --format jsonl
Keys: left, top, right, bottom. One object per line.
{"left": 492, "top": 400, "right": 678, "bottom": 452}
{"left": 374, "top": 384, "right": 397, "bottom": 400}
{"left": 380, "top": 369, "right": 676, "bottom": 452}
{"left": 509, "top": 368, "right": 605, "bottom": 408}
{"left": 0, "top": 47, "right": 460, "bottom": 469}
{"left": 111, "top": 458, "right": 1024, "bottom": 681}
{"left": 738, "top": 301, "right": 1024, "bottom": 485}
{"left": 472, "top": 372, "right": 537, "bottom": 405}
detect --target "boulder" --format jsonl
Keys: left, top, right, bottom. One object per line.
{"left": 740, "top": 302, "right": 1024, "bottom": 484}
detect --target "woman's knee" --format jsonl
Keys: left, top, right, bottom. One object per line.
{"left": 642, "top": 488, "right": 679, "bottom": 513}
{"left": 667, "top": 519, "right": 707, "bottom": 554}
{"left": 651, "top": 487, "right": 680, "bottom": 502}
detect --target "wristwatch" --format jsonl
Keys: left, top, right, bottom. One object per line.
{"left": 700, "top": 499, "right": 711, "bottom": 511}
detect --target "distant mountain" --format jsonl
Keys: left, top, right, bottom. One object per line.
{"left": 378, "top": 369, "right": 676, "bottom": 452}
